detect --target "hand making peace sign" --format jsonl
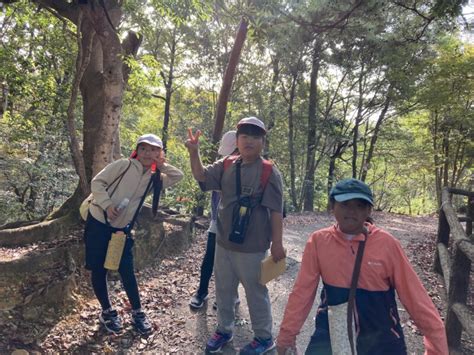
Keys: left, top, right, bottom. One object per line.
{"left": 185, "top": 128, "right": 202, "bottom": 152}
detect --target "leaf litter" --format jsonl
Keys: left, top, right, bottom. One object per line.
{"left": 2, "top": 212, "right": 473, "bottom": 354}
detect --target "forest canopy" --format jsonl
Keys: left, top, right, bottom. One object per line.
{"left": 0, "top": 0, "right": 472, "bottom": 224}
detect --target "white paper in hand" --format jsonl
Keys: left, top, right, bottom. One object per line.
{"left": 260, "top": 255, "right": 286, "bottom": 285}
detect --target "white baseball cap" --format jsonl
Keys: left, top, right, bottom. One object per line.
{"left": 217, "top": 130, "right": 237, "bottom": 156}
{"left": 136, "top": 134, "right": 163, "bottom": 149}
{"left": 237, "top": 116, "right": 266, "bottom": 132}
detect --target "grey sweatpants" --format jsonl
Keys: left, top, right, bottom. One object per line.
{"left": 214, "top": 243, "right": 273, "bottom": 340}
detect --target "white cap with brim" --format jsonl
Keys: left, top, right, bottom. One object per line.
{"left": 217, "top": 130, "right": 237, "bottom": 156}
{"left": 237, "top": 117, "right": 266, "bottom": 132}
{"left": 136, "top": 134, "right": 163, "bottom": 149}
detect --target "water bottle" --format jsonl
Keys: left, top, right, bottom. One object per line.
{"left": 116, "top": 198, "right": 129, "bottom": 213}
{"left": 104, "top": 231, "right": 126, "bottom": 270}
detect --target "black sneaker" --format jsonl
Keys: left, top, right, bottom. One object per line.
{"left": 99, "top": 309, "right": 123, "bottom": 334}
{"left": 189, "top": 292, "right": 208, "bottom": 310}
{"left": 132, "top": 311, "right": 153, "bottom": 335}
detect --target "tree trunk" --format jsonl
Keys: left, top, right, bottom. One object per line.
{"left": 79, "top": 5, "right": 140, "bottom": 179}
{"left": 161, "top": 28, "right": 177, "bottom": 151}
{"left": 302, "top": 39, "right": 321, "bottom": 212}
{"left": 81, "top": 31, "right": 107, "bottom": 182}
{"left": 31, "top": 1, "right": 141, "bottom": 219}
{"left": 264, "top": 56, "right": 280, "bottom": 158}
{"left": 352, "top": 61, "right": 365, "bottom": 179}
{"left": 87, "top": 5, "right": 124, "bottom": 177}
{"left": 66, "top": 10, "right": 94, "bottom": 196}
{"left": 360, "top": 94, "right": 391, "bottom": 182}
{"left": 211, "top": 17, "right": 248, "bottom": 156}
{"left": 431, "top": 112, "right": 442, "bottom": 206}
{"left": 288, "top": 70, "right": 298, "bottom": 210}
{"left": 442, "top": 130, "right": 450, "bottom": 188}
{"left": 327, "top": 141, "right": 349, "bottom": 210}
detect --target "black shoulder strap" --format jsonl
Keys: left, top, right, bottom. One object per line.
{"left": 347, "top": 229, "right": 368, "bottom": 355}
{"left": 235, "top": 158, "right": 242, "bottom": 198}
{"left": 151, "top": 169, "right": 163, "bottom": 216}
{"left": 103, "top": 159, "right": 132, "bottom": 223}
{"left": 107, "top": 159, "right": 132, "bottom": 196}
{"left": 125, "top": 175, "right": 154, "bottom": 232}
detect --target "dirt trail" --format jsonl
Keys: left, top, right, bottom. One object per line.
{"left": 3, "top": 211, "right": 471, "bottom": 354}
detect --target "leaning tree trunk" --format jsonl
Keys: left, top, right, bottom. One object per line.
{"left": 360, "top": 94, "right": 391, "bottom": 182}
{"left": 264, "top": 55, "right": 280, "bottom": 158}
{"left": 210, "top": 17, "right": 248, "bottom": 161}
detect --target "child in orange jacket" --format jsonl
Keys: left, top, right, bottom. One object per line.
{"left": 276, "top": 178, "right": 447, "bottom": 355}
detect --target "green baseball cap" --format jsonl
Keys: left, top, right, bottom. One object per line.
{"left": 330, "top": 178, "right": 374, "bottom": 205}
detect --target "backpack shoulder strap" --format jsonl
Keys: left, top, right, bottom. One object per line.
{"left": 260, "top": 159, "right": 273, "bottom": 190}
{"left": 223, "top": 155, "right": 240, "bottom": 171}
{"left": 223, "top": 155, "right": 273, "bottom": 191}
{"left": 107, "top": 159, "right": 132, "bottom": 196}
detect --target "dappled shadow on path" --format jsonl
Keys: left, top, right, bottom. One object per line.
{"left": 3, "top": 212, "right": 472, "bottom": 354}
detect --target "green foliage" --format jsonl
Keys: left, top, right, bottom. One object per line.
{"left": 0, "top": 1, "right": 76, "bottom": 223}
{"left": 414, "top": 36, "right": 473, "bottom": 193}
{"left": 1, "top": 0, "right": 471, "bottom": 224}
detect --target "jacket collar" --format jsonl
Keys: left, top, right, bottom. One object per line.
{"left": 333, "top": 222, "right": 377, "bottom": 242}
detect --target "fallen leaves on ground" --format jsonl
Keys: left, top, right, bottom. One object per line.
{"left": 2, "top": 212, "right": 473, "bottom": 354}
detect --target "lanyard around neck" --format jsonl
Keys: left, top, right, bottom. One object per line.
{"left": 235, "top": 158, "right": 242, "bottom": 199}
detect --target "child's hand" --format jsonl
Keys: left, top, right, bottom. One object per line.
{"left": 185, "top": 128, "right": 201, "bottom": 152}
{"left": 271, "top": 243, "right": 286, "bottom": 262}
{"left": 154, "top": 149, "right": 166, "bottom": 168}
{"left": 106, "top": 205, "right": 119, "bottom": 221}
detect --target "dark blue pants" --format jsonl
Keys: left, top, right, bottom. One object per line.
{"left": 84, "top": 215, "right": 141, "bottom": 310}
{"left": 197, "top": 232, "right": 216, "bottom": 296}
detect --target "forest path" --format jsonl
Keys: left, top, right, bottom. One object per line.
{"left": 4, "top": 211, "right": 463, "bottom": 354}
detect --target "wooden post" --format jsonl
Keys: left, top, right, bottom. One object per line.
{"left": 467, "top": 194, "right": 473, "bottom": 237}
{"left": 445, "top": 241, "right": 471, "bottom": 351}
{"left": 433, "top": 208, "right": 450, "bottom": 274}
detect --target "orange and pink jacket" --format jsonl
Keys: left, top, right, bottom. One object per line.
{"left": 276, "top": 223, "right": 448, "bottom": 355}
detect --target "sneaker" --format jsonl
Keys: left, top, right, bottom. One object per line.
{"left": 205, "top": 331, "right": 233, "bottom": 353}
{"left": 190, "top": 292, "right": 208, "bottom": 310}
{"left": 132, "top": 311, "right": 153, "bottom": 335}
{"left": 239, "top": 337, "right": 275, "bottom": 354}
{"left": 99, "top": 309, "right": 123, "bottom": 334}
{"left": 213, "top": 298, "right": 241, "bottom": 311}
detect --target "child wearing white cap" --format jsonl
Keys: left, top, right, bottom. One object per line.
{"left": 83, "top": 133, "right": 183, "bottom": 335}
{"left": 186, "top": 117, "right": 285, "bottom": 354}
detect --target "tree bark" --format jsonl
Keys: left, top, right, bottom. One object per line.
{"left": 86, "top": 3, "right": 124, "bottom": 176}
{"left": 327, "top": 141, "right": 349, "bottom": 210}
{"left": 360, "top": 94, "right": 391, "bottom": 182}
{"left": 302, "top": 39, "right": 321, "bottom": 212}
{"left": 161, "top": 28, "right": 177, "bottom": 151}
{"left": 264, "top": 56, "right": 280, "bottom": 158}
{"left": 288, "top": 70, "right": 298, "bottom": 210}
{"left": 28, "top": 0, "right": 142, "bottom": 220}
{"left": 352, "top": 61, "right": 365, "bottom": 179}
{"left": 211, "top": 17, "right": 248, "bottom": 156}
{"left": 66, "top": 10, "right": 94, "bottom": 196}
